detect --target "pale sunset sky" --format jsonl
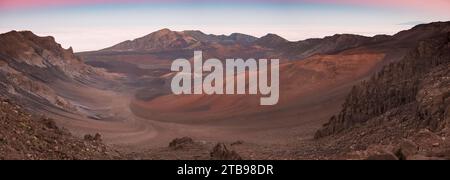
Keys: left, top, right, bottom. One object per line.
{"left": 1, "top": 0, "right": 449, "bottom": 51}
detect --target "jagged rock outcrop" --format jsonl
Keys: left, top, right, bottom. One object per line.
{"left": 210, "top": 143, "right": 242, "bottom": 160}
{"left": 0, "top": 31, "right": 106, "bottom": 79}
{"left": 169, "top": 137, "right": 195, "bottom": 150}
{"left": 315, "top": 32, "right": 450, "bottom": 138}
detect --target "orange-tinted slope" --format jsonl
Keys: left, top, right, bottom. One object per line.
{"left": 131, "top": 53, "right": 385, "bottom": 129}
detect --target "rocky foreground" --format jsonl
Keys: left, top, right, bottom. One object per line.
{"left": 0, "top": 98, "right": 121, "bottom": 160}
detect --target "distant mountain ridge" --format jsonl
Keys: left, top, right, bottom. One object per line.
{"left": 315, "top": 31, "right": 450, "bottom": 138}
{"left": 183, "top": 30, "right": 258, "bottom": 45}
{"left": 102, "top": 29, "right": 259, "bottom": 52}
{"left": 99, "top": 28, "right": 376, "bottom": 57}
{"left": 95, "top": 22, "right": 450, "bottom": 61}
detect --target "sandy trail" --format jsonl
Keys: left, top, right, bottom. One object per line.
{"left": 46, "top": 80, "right": 349, "bottom": 152}
{"left": 46, "top": 83, "right": 275, "bottom": 150}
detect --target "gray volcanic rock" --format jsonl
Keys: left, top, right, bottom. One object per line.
{"left": 315, "top": 31, "right": 450, "bottom": 138}
{"left": 0, "top": 98, "right": 121, "bottom": 160}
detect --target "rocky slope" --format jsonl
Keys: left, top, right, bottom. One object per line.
{"left": 316, "top": 32, "right": 450, "bottom": 138}
{"left": 311, "top": 30, "right": 450, "bottom": 159}
{"left": 0, "top": 31, "right": 107, "bottom": 79}
{"left": 0, "top": 30, "right": 118, "bottom": 114}
{"left": 0, "top": 98, "right": 121, "bottom": 160}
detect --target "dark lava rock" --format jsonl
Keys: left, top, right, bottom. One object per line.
{"left": 210, "top": 143, "right": 242, "bottom": 160}
{"left": 366, "top": 153, "right": 399, "bottom": 160}
{"left": 84, "top": 133, "right": 102, "bottom": 142}
{"left": 169, "top": 137, "right": 195, "bottom": 150}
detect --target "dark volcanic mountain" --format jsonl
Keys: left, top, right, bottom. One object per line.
{"left": 102, "top": 29, "right": 259, "bottom": 52}
{"left": 102, "top": 29, "right": 201, "bottom": 52}
{"left": 255, "top": 33, "right": 289, "bottom": 48}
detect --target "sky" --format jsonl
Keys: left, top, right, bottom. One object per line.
{"left": 0, "top": 0, "right": 449, "bottom": 52}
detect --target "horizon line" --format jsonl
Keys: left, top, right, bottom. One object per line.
{"left": 2, "top": 21, "right": 439, "bottom": 52}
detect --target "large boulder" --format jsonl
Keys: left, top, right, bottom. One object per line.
{"left": 210, "top": 143, "right": 242, "bottom": 160}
